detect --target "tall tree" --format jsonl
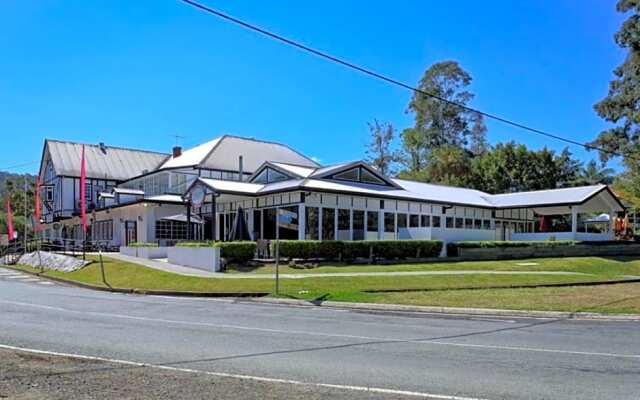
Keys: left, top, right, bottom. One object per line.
{"left": 399, "top": 127, "right": 428, "bottom": 175}
{"left": 469, "top": 112, "right": 489, "bottom": 156}
{"left": 423, "top": 146, "right": 474, "bottom": 187}
{"left": 554, "top": 147, "right": 583, "bottom": 187}
{"left": 364, "top": 119, "right": 398, "bottom": 175}
{"left": 407, "top": 61, "right": 475, "bottom": 149}
{"left": 590, "top": 1, "right": 640, "bottom": 193}
{"left": 577, "top": 160, "right": 615, "bottom": 185}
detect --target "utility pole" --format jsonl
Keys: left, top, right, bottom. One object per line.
{"left": 23, "top": 175, "right": 28, "bottom": 251}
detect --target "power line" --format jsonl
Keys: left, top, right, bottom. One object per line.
{"left": 179, "top": 0, "right": 632, "bottom": 161}
{"left": 0, "top": 161, "right": 38, "bottom": 171}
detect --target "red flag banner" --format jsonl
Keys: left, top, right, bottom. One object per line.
{"left": 80, "top": 144, "right": 87, "bottom": 232}
{"left": 6, "top": 197, "right": 15, "bottom": 241}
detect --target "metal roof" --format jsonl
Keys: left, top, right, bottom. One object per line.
{"left": 159, "top": 135, "right": 320, "bottom": 172}
{"left": 45, "top": 140, "right": 169, "bottom": 181}
{"left": 486, "top": 185, "right": 609, "bottom": 208}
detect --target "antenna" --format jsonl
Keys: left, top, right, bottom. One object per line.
{"left": 169, "top": 134, "right": 186, "bottom": 147}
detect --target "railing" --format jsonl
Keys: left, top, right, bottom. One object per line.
{"left": 0, "top": 238, "right": 117, "bottom": 265}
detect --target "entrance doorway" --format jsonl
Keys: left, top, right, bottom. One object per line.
{"left": 124, "top": 220, "right": 137, "bottom": 245}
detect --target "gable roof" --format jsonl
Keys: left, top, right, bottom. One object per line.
{"left": 485, "top": 184, "right": 624, "bottom": 209}
{"left": 42, "top": 139, "right": 169, "bottom": 181}
{"left": 159, "top": 135, "right": 320, "bottom": 172}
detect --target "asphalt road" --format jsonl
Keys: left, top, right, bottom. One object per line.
{"left": 1, "top": 268, "right": 639, "bottom": 400}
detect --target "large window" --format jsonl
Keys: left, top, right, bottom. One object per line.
{"left": 253, "top": 210, "right": 262, "bottom": 239}
{"left": 92, "top": 220, "right": 113, "bottom": 241}
{"left": 465, "top": 218, "right": 473, "bottom": 229}
{"left": 338, "top": 209, "right": 350, "bottom": 240}
{"left": 253, "top": 167, "right": 290, "bottom": 184}
{"left": 432, "top": 216, "right": 441, "bottom": 228}
{"left": 353, "top": 210, "right": 365, "bottom": 240}
{"left": 263, "top": 208, "right": 277, "bottom": 240}
{"left": 305, "top": 207, "right": 319, "bottom": 240}
{"left": 367, "top": 211, "right": 379, "bottom": 233}
{"left": 421, "top": 215, "right": 430, "bottom": 227}
{"left": 278, "top": 206, "right": 299, "bottom": 240}
{"left": 397, "top": 214, "right": 407, "bottom": 232}
{"left": 446, "top": 217, "right": 454, "bottom": 228}
{"left": 409, "top": 214, "right": 419, "bottom": 228}
{"left": 455, "top": 217, "right": 464, "bottom": 229}
{"left": 156, "top": 220, "right": 198, "bottom": 240}
{"left": 322, "top": 208, "right": 335, "bottom": 240}
{"left": 384, "top": 212, "right": 395, "bottom": 233}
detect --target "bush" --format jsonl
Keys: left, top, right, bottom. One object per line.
{"left": 274, "top": 240, "right": 442, "bottom": 261}
{"left": 128, "top": 242, "right": 159, "bottom": 248}
{"left": 176, "top": 241, "right": 256, "bottom": 262}
{"left": 216, "top": 241, "right": 256, "bottom": 263}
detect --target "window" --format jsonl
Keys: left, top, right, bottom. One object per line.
{"left": 367, "top": 211, "right": 379, "bottom": 233}
{"left": 409, "top": 214, "right": 419, "bottom": 228}
{"left": 360, "top": 169, "right": 385, "bottom": 185}
{"left": 263, "top": 208, "right": 277, "bottom": 240}
{"left": 338, "top": 209, "right": 350, "bottom": 240}
{"left": 384, "top": 212, "right": 395, "bottom": 233}
{"left": 483, "top": 219, "right": 491, "bottom": 230}
{"left": 305, "top": 207, "right": 319, "bottom": 240}
{"left": 44, "top": 186, "right": 54, "bottom": 202}
{"left": 421, "top": 215, "right": 430, "bottom": 227}
{"left": 352, "top": 210, "right": 365, "bottom": 240}
{"left": 322, "top": 208, "right": 335, "bottom": 240}
{"left": 446, "top": 217, "right": 454, "bottom": 228}
{"left": 155, "top": 220, "right": 193, "bottom": 240}
{"left": 253, "top": 168, "right": 289, "bottom": 184}
{"left": 432, "top": 216, "right": 441, "bottom": 228}
{"left": 397, "top": 214, "right": 407, "bottom": 234}
{"left": 464, "top": 218, "right": 473, "bottom": 229}
{"left": 92, "top": 220, "right": 113, "bottom": 241}
{"left": 85, "top": 182, "right": 92, "bottom": 201}
{"left": 456, "top": 217, "right": 464, "bottom": 229}
{"left": 334, "top": 168, "right": 359, "bottom": 181}
{"left": 474, "top": 219, "right": 482, "bottom": 230}
{"left": 253, "top": 210, "right": 262, "bottom": 239}
{"left": 278, "top": 206, "right": 299, "bottom": 240}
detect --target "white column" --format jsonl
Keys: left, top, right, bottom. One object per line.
{"left": 248, "top": 209, "right": 255, "bottom": 240}
{"left": 298, "top": 204, "right": 306, "bottom": 240}
{"left": 318, "top": 207, "right": 323, "bottom": 241}
{"left": 378, "top": 210, "right": 384, "bottom": 240}
{"left": 571, "top": 206, "right": 578, "bottom": 239}
{"left": 334, "top": 208, "right": 339, "bottom": 240}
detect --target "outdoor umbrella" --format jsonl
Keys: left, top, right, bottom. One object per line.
{"left": 228, "top": 207, "right": 251, "bottom": 241}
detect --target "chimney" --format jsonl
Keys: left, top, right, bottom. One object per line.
{"left": 172, "top": 146, "right": 182, "bottom": 158}
{"left": 99, "top": 142, "right": 107, "bottom": 153}
{"left": 238, "top": 155, "right": 243, "bottom": 181}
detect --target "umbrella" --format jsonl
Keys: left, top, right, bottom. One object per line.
{"left": 539, "top": 215, "right": 547, "bottom": 233}
{"left": 228, "top": 207, "right": 251, "bottom": 241}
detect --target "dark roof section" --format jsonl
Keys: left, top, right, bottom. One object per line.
{"left": 42, "top": 139, "right": 170, "bottom": 181}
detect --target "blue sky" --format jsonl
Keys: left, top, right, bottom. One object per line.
{"left": 0, "top": 1, "right": 627, "bottom": 174}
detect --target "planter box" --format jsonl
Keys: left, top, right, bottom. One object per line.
{"left": 457, "top": 244, "right": 640, "bottom": 261}
{"left": 119, "top": 246, "right": 168, "bottom": 259}
{"left": 167, "top": 247, "right": 220, "bottom": 272}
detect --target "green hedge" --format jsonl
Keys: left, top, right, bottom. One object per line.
{"left": 128, "top": 242, "right": 159, "bottom": 248}
{"left": 274, "top": 240, "right": 443, "bottom": 260}
{"left": 216, "top": 242, "right": 256, "bottom": 262}
{"left": 176, "top": 241, "right": 256, "bottom": 262}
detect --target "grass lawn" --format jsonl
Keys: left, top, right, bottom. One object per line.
{"left": 228, "top": 256, "right": 640, "bottom": 280}
{"left": 11, "top": 255, "right": 640, "bottom": 314}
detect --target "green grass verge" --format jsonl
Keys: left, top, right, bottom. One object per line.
{"left": 11, "top": 255, "right": 640, "bottom": 314}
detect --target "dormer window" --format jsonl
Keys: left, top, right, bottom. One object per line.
{"left": 331, "top": 166, "right": 387, "bottom": 186}
{"left": 252, "top": 167, "right": 290, "bottom": 184}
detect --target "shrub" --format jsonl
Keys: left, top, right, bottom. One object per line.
{"left": 176, "top": 241, "right": 256, "bottom": 262}
{"left": 274, "top": 240, "right": 442, "bottom": 260}
{"left": 216, "top": 241, "right": 256, "bottom": 262}
{"left": 128, "top": 242, "right": 159, "bottom": 248}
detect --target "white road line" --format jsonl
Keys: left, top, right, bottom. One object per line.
{"left": 6, "top": 275, "right": 29, "bottom": 279}
{"left": 0, "top": 343, "right": 489, "bottom": 400}
{"left": 37, "top": 281, "right": 54, "bottom": 285}
{"left": 2, "top": 299, "right": 638, "bottom": 360}
{"left": 18, "top": 278, "right": 41, "bottom": 282}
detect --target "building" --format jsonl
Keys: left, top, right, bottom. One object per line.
{"left": 37, "top": 135, "right": 625, "bottom": 250}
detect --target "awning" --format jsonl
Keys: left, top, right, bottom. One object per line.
{"left": 161, "top": 214, "right": 204, "bottom": 224}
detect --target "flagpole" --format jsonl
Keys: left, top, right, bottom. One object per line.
{"left": 23, "top": 175, "right": 27, "bottom": 252}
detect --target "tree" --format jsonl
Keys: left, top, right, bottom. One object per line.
{"left": 469, "top": 112, "right": 489, "bottom": 156}
{"left": 554, "top": 147, "right": 583, "bottom": 187}
{"left": 399, "top": 127, "right": 428, "bottom": 175}
{"left": 590, "top": 1, "right": 640, "bottom": 193}
{"left": 576, "top": 160, "right": 615, "bottom": 185}
{"left": 407, "top": 61, "right": 475, "bottom": 149}
{"left": 364, "top": 119, "right": 399, "bottom": 175}
{"left": 422, "top": 146, "right": 474, "bottom": 187}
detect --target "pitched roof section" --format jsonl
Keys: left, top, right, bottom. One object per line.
{"left": 159, "top": 135, "right": 320, "bottom": 172}
{"left": 485, "top": 184, "right": 618, "bottom": 208}
{"left": 44, "top": 140, "right": 169, "bottom": 181}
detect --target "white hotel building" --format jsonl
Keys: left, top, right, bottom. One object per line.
{"left": 38, "top": 135, "right": 625, "bottom": 249}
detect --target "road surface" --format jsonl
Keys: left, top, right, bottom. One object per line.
{"left": 0, "top": 267, "right": 638, "bottom": 399}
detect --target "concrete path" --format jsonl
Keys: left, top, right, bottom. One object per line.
{"left": 1, "top": 277, "right": 638, "bottom": 400}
